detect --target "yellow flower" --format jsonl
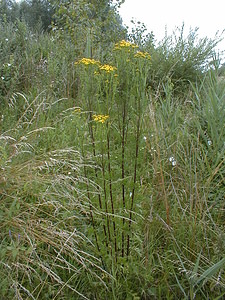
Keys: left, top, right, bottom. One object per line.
{"left": 99, "top": 64, "right": 117, "bottom": 73}
{"left": 74, "top": 108, "right": 81, "bottom": 113}
{"left": 75, "top": 58, "right": 100, "bottom": 66}
{"left": 93, "top": 114, "right": 109, "bottom": 124}
{"left": 114, "top": 40, "right": 138, "bottom": 50}
{"left": 134, "top": 51, "right": 151, "bottom": 60}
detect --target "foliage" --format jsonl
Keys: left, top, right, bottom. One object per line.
{"left": 0, "top": 0, "right": 54, "bottom": 31}
{"left": 0, "top": 19, "right": 225, "bottom": 299}
{"left": 0, "top": 20, "right": 81, "bottom": 108}
{"left": 144, "top": 25, "right": 222, "bottom": 95}
{"left": 0, "top": 0, "right": 20, "bottom": 23}
{"left": 19, "top": 0, "right": 55, "bottom": 31}
{"left": 0, "top": 93, "right": 109, "bottom": 299}
{"left": 51, "top": 0, "right": 126, "bottom": 58}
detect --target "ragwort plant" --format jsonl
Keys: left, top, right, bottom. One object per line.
{"left": 74, "top": 40, "right": 151, "bottom": 272}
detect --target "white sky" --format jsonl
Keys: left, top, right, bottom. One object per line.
{"left": 118, "top": 0, "right": 225, "bottom": 55}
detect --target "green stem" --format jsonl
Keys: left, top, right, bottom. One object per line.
{"left": 107, "top": 125, "right": 117, "bottom": 260}
{"left": 88, "top": 112, "right": 108, "bottom": 249}
{"left": 121, "top": 99, "right": 126, "bottom": 257}
{"left": 101, "top": 145, "right": 111, "bottom": 251}
{"left": 127, "top": 114, "right": 140, "bottom": 258}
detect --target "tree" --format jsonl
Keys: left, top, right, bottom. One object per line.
{"left": 0, "top": 0, "right": 20, "bottom": 23}
{"left": 19, "top": 0, "right": 54, "bottom": 31}
{"left": 51, "top": 0, "right": 126, "bottom": 57}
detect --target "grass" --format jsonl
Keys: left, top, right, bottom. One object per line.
{"left": 0, "top": 21, "right": 224, "bottom": 299}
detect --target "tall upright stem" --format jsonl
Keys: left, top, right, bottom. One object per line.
{"left": 107, "top": 126, "right": 117, "bottom": 260}
{"left": 121, "top": 100, "right": 126, "bottom": 257}
{"left": 127, "top": 114, "right": 140, "bottom": 257}
{"left": 88, "top": 112, "right": 108, "bottom": 248}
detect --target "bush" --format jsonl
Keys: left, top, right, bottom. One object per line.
{"left": 144, "top": 25, "right": 222, "bottom": 96}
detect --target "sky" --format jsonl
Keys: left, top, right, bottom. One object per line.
{"left": 117, "top": 0, "right": 225, "bottom": 55}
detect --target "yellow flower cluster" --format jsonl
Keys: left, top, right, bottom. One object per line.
{"left": 74, "top": 108, "right": 81, "bottom": 113}
{"left": 99, "top": 64, "right": 117, "bottom": 73}
{"left": 93, "top": 114, "right": 109, "bottom": 124}
{"left": 134, "top": 51, "right": 151, "bottom": 60}
{"left": 75, "top": 59, "right": 117, "bottom": 77}
{"left": 75, "top": 58, "right": 100, "bottom": 66}
{"left": 114, "top": 40, "right": 138, "bottom": 50}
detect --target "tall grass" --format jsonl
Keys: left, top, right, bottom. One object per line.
{"left": 0, "top": 92, "right": 109, "bottom": 299}
{"left": 140, "top": 67, "right": 225, "bottom": 298}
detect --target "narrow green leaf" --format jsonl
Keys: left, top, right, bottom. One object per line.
{"left": 196, "top": 258, "right": 225, "bottom": 285}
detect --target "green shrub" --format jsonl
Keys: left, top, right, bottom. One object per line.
{"left": 144, "top": 25, "right": 221, "bottom": 96}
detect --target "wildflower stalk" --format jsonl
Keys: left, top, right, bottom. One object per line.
{"left": 88, "top": 115, "right": 109, "bottom": 248}
{"left": 97, "top": 118, "right": 113, "bottom": 255}
{"left": 127, "top": 102, "right": 141, "bottom": 257}
{"left": 76, "top": 60, "right": 110, "bottom": 251}
{"left": 101, "top": 151, "right": 111, "bottom": 252}
{"left": 125, "top": 53, "right": 151, "bottom": 257}
{"left": 81, "top": 143, "right": 101, "bottom": 254}
{"left": 106, "top": 125, "right": 118, "bottom": 259}
{"left": 121, "top": 99, "right": 127, "bottom": 258}
{"left": 97, "top": 64, "right": 118, "bottom": 260}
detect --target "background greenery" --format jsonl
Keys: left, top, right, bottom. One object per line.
{"left": 0, "top": 1, "right": 225, "bottom": 299}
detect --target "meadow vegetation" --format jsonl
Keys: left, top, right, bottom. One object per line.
{"left": 0, "top": 1, "right": 225, "bottom": 299}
